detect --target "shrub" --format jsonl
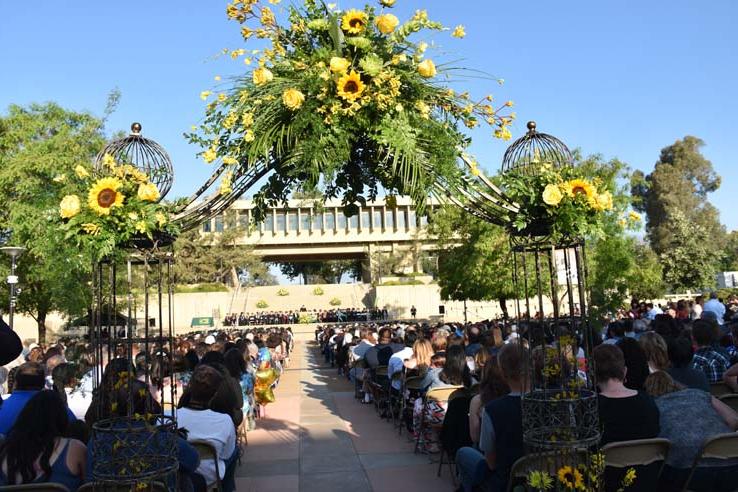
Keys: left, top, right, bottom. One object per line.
{"left": 174, "top": 283, "right": 229, "bottom": 293}
{"left": 256, "top": 300, "right": 268, "bottom": 309}
{"left": 312, "top": 286, "right": 325, "bottom": 296}
{"left": 277, "top": 288, "right": 289, "bottom": 296}
{"left": 329, "top": 297, "right": 342, "bottom": 306}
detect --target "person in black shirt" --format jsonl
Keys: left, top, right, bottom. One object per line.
{"left": 594, "top": 344, "right": 659, "bottom": 445}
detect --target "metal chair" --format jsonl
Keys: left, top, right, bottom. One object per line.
{"left": 413, "top": 385, "right": 464, "bottom": 454}
{"left": 389, "top": 367, "right": 406, "bottom": 431}
{"left": 351, "top": 358, "right": 367, "bottom": 400}
{"left": 370, "top": 365, "right": 391, "bottom": 419}
{"left": 718, "top": 393, "right": 738, "bottom": 412}
{"left": 709, "top": 382, "right": 733, "bottom": 397}
{"left": 0, "top": 485, "right": 70, "bottom": 492}
{"left": 437, "top": 388, "right": 474, "bottom": 483}
{"left": 190, "top": 440, "right": 223, "bottom": 492}
{"left": 601, "top": 438, "right": 671, "bottom": 490}
{"left": 682, "top": 433, "right": 738, "bottom": 492}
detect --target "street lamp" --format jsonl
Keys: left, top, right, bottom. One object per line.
{"left": 1, "top": 246, "right": 25, "bottom": 330}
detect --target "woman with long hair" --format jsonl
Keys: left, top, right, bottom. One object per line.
{"left": 0, "top": 390, "right": 86, "bottom": 491}
{"left": 468, "top": 355, "right": 510, "bottom": 445}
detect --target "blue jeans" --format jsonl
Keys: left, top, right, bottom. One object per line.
{"left": 456, "top": 447, "right": 489, "bottom": 492}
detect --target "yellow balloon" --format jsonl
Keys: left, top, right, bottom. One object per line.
{"left": 254, "top": 367, "right": 279, "bottom": 405}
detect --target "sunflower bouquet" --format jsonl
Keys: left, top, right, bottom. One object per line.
{"left": 187, "top": 0, "right": 514, "bottom": 220}
{"left": 56, "top": 155, "right": 178, "bottom": 260}
{"left": 499, "top": 162, "right": 614, "bottom": 241}
{"left": 526, "top": 454, "right": 636, "bottom": 492}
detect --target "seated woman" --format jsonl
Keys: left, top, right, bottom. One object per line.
{"left": 644, "top": 371, "right": 738, "bottom": 492}
{"left": 468, "top": 355, "right": 509, "bottom": 446}
{"left": 594, "top": 344, "right": 659, "bottom": 445}
{"left": 402, "top": 338, "right": 434, "bottom": 390}
{"left": 0, "top": 390, "right": 86, "bottom": 491}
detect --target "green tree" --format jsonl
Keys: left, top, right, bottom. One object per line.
{"left": 720, "top": 231, "right": 738, "bottom": 272}
{"left": 277, "top": 259, "right": 361, "bottom": 284}
{"left": 660, "top": 208, "right": 717, "bottom": 291}
{"left": 631, "top": 136, "right": 725, "bottom": 256}
{"left": 0, "top": 102, "right": 107, "bottom": 342}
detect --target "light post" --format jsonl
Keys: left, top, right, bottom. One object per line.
{"left": 0, "top": 246, "right": 25, "bottom": 330}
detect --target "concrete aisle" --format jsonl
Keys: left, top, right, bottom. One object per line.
{"left": 234, "top": 340, "right": 456, "bottom": 492}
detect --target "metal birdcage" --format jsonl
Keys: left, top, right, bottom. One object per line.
{"left": 94, "top": 122, "right": 174, "bottom": 200}
{"left": 88, "top": 126, "right": 179, "bottom": 489}
{"left": 501, "top": 121, "right": 573, "bottom": 175}
{"left": 501, "top": 124, "right": 600, "bottom": 478}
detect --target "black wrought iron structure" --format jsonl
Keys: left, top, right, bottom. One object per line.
{"left": 94, "top": 123, "right": 174, "bottom": 201}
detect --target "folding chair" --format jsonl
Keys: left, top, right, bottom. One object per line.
{"left": 190, "top": 440, "right": 223, "bottom": 492}
{"left": 601, "top": 438, "right": 671, "bottom": 491}
{"left": 370, "top": 365, "right": 391, "bottom": 419}
{"left": 351, "top": 358, "right": 367, "bottom": 400}
{"left": 682, "top": 433, "right": 738, "bottom": 492}
{"left": 389, "top": 367, "right": 406, "bottom": 431}
{"left": 709, "top": 382, "right": 733, "bottom": 397}
{"left": 437, "top": 388, "right": 474, "bottom": 483}
{"left": 718, "top": 393, "right": 738, "bottom": 412}
{"left": 414, "top": 385, "right": 463, "bottom": 454}
{"left": 0, "top": 485, "right": 70, "bottom": 492}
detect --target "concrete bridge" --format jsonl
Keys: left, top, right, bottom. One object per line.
{"left": 200, "top": 196, "right": 441, "bottom": 280}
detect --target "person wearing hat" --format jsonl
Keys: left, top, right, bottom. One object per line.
{"left": 0, "top": 318, "right": 22, "bottom": 367}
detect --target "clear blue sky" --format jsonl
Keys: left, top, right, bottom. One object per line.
{"left": 1, "top": 0, "right": 736, "bottom": 230}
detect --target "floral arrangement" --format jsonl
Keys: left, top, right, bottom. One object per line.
{"left": 276, "top": 287, "right": 290, "bottom": 296}
{"left": 499, "top": 163, "right": 614, "bottom": 241}
{"left": 312, "top": 286, "right": 325, "bottom": 295}
{"left": 56, "top": 155, "right": 177, "bottom": 260}
{"left": 329, "top": 296, "right": 342, "bottom": 306}
{"left": 188, "top": 0, "right": 514, "bottom": 219}
{"left": 527, "top": 454, "right": 636, "bottom": 491}
{"left": 256, "top": 299, "right": 269, "bottom": 308}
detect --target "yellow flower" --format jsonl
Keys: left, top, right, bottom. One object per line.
{"left": 375, "top": 14, "right": 399, "bottom": 34}
{"left": 282, "top": 88, "right": 305, "bottom": 110}
{"left": 200, "top": 90, "right": 211, "bottom": 101}
{"left": 594, "top": 191, "right": 613, "bottom": 211}
{"left": 629, "top": 210, "right": 641, "bottom": 222}
{"left": 137, "top": 182, "right": 160, "bottom": 202}
{"left": 336, "top": 70, "right": 365, "bottom": 101}
{"left": 564, "top": 178, "right": 596, "bottom": 202}
{"left": 222, "top": 156, "right": 238, "bottom": 165}
{"left": 528, "top": 471, "right": 553, "bottom": 490}
{"left": 244, "top": 129, "right": 255, "bottom": 142}
{"left": 241, "top": 26, "right": 253, "bottom": 39}
{"left": 88, "top": 177, "right": 124, "bottom": 216}
{"left": 415, "top": 101, "right": 431, "bottom": 119}
{"left": 494, "top": 127, "right": 512, "bottom": 140}
{"left": 134, "top": 220, "right": 148, "bottom": 234}
{"left": 218, "top": 93, "right": 227, "bottom": 102}
{"left": 53, "top": 174, "right": 66, "bottom": 183}
{"left": 74, "top": 164, "right": 90, "bottom": 179}
{"left": 417, "top": 59, "right": 436, "bottom": 78}
{"left": 623, "top": 468, "right": 637, "bottom": 487}
{"left": 260, "top": 6, "right": 275, "bottom": 26}
{"left": 128, "top": 212, "right": 139, "bottom": 221}
{"left": 330, "top": 56, "right": 350, "bottom": 73}
{"left": 203, "top": 147, "right": 217, "bottom": 163}
{"left": 542, "top": 184, "right": 563, "bottom": 206}
{"left": 81, "top": 223, "right": 101, "bottom": 236}
{"left": 252, "top": 67, "right": 273, "bottom": 85}
{"left": 241, "top": 113, "right": 254, "bottom": 126}
{"left": 59, "top": 195, "right": 81, "bottom": 219}
{"left": 155, "top": 212, "right": 167, "bottom": 227}
{"left": 341, "top": 9, "right": 368, "bottom": 35}
{"left": 214, "top": 75, "right": 221, "bottom": 81}
{"left": 452, "top": 25, "right": 466, "bottom": 38}
{"left": 556, "top": 466, "right": 583, "bottom": 490}
{"left": 379, "top": 0, "right": 396, "bottom": 6}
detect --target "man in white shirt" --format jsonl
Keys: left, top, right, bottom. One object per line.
{"left": 388, "top": 331, "right": 417, "bottom": 391}
{"left": 177, "top": 365, "right": 237, "bottom": 491}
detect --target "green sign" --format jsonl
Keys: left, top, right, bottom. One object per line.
{"left": 191, "top": 317, "right": 214, "bottom": 327}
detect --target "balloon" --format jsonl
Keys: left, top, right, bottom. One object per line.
{"left": 254, "top": 366, "right": 279, "bottom": 406}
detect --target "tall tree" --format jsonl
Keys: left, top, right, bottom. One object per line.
{"left": 0, "top": 103, "right": 107, "bottom": 342}
{"left": 631, "top": 136, "right": 725, "bottom": 256}
{"left": 277, "top": 260, "right": 360, "bottom": 284}
{"left": 659, "top": 208, "right": 717, "bottom": 292}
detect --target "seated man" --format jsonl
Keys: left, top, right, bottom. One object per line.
{"left": 690, "top": 319, "right": 730, "bottom": 384}
{"left": 0, "top": 362, "right": 77, "bottom": 435}
{"left": 455, "top": 342, "right": 527, "bottom": 492}
{"left": 178, "top": 365, "right": 237, "bottom": 492}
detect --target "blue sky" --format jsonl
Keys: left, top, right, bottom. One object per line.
{"left": 1, "top": 0, "right": 736, "bottom": 230}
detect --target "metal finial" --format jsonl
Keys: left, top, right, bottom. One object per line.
{"left": 526, "top": 121, "right": 537, "bottom": 133}
{"left": 130, "top": 122, "right": 142, "bottom": 135}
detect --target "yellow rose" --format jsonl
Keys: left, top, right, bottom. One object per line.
{"left": 595, "top": 191, "right": 613, "bottom": 211}
{"left": 375, "top": 14, "right": 399, "bottom": 34}
{"left": 282, "top": 88, "right": 305, "bottom": 110}
{"left": 452, "top": 25, "right": 466, "bottom": 38}
{"left": 74, "top": 165, "right": 90, "bottom": 179}
{"left": 155, "top": 212, "right": 168, "bottom": 227}
{"left": 329, "top": 57, "right": 350, "bottom": 73}
{"left": 252, "top": 67, "right": 273, "bottom": 85}
{"left": 380, "top": 0, "right": 396, "bottom": 6}
{"left": 417, "top": 59, "right": 436, "bottom": 78}
{"left": 542, "top": 184, "right": 563, "bottom": 206}
{"left": 137, "top": 182, "right": 160, "bottom": 202}
{"left": 59, "top": 194, "right": 81, "bottom": 219}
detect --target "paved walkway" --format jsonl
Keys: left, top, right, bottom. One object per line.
{"left": 235, "top": 340, "right": 455, "bottom": 492}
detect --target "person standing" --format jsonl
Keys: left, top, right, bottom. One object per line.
{"left": 410, "top": 306, "right": 417, "bottom": 319}
{"left": 703, "top": 292, "right": 726, "bottom": 326}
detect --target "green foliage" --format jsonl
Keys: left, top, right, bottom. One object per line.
{"left": 256, "top": 299, "right": 269, "bottom": 309}
{"left": 660, "top": 208, "right": 718, "bottom": 292}
{"left": 189, "top": 1, "right": 513, "bottom": 220}
{"left": 0, "top": 102, "right": 107, "bottom": 341}
{"left": 631, "top": 136, "right": 725, "bottom": 256}
{"left": 329, "top": 297, "right": 342, "bottom": 306}
{"left": 174, "top": 283, "right": 229, "bottom": 293}
{"left": 277, "top": 260, "right": 360, "bottom": 284}
{"left": 277, "top": 287, "right": 289, "bottom": 296}
{"left": 380, "top": 279, "right": 424, "bottom": 286}
{"left": 720, "top": 231, "right": 738, "bottom": 272}
{"left": 312, "top": 286, "right": 325, "bottom": 295}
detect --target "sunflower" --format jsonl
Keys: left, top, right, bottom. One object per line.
{"left": 336, "top": 70, "right": 365, "bottom": 101}
{"left": 341, "top": 9, "right": 368, "bottom": 35}
{"left": 564, "top": 178, "right": 596, "bottom": 202}
{"left": 557, "top": 466, "right": 584, "bottom": 490}
{"left": 528, "top": 470, "right": 553, "bottom": 490}
{"left": 88, "top": 177, "right": 124, "bottom": 216}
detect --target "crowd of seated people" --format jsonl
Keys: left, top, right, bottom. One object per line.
{"left": 224, "top": 307, "right": 387, "bottom": 326}
{"left": 0, "top": 326, "right": 293, "bottom": 491}
{"left": 317, "top": 295, "right": 738, "bottom": 492}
